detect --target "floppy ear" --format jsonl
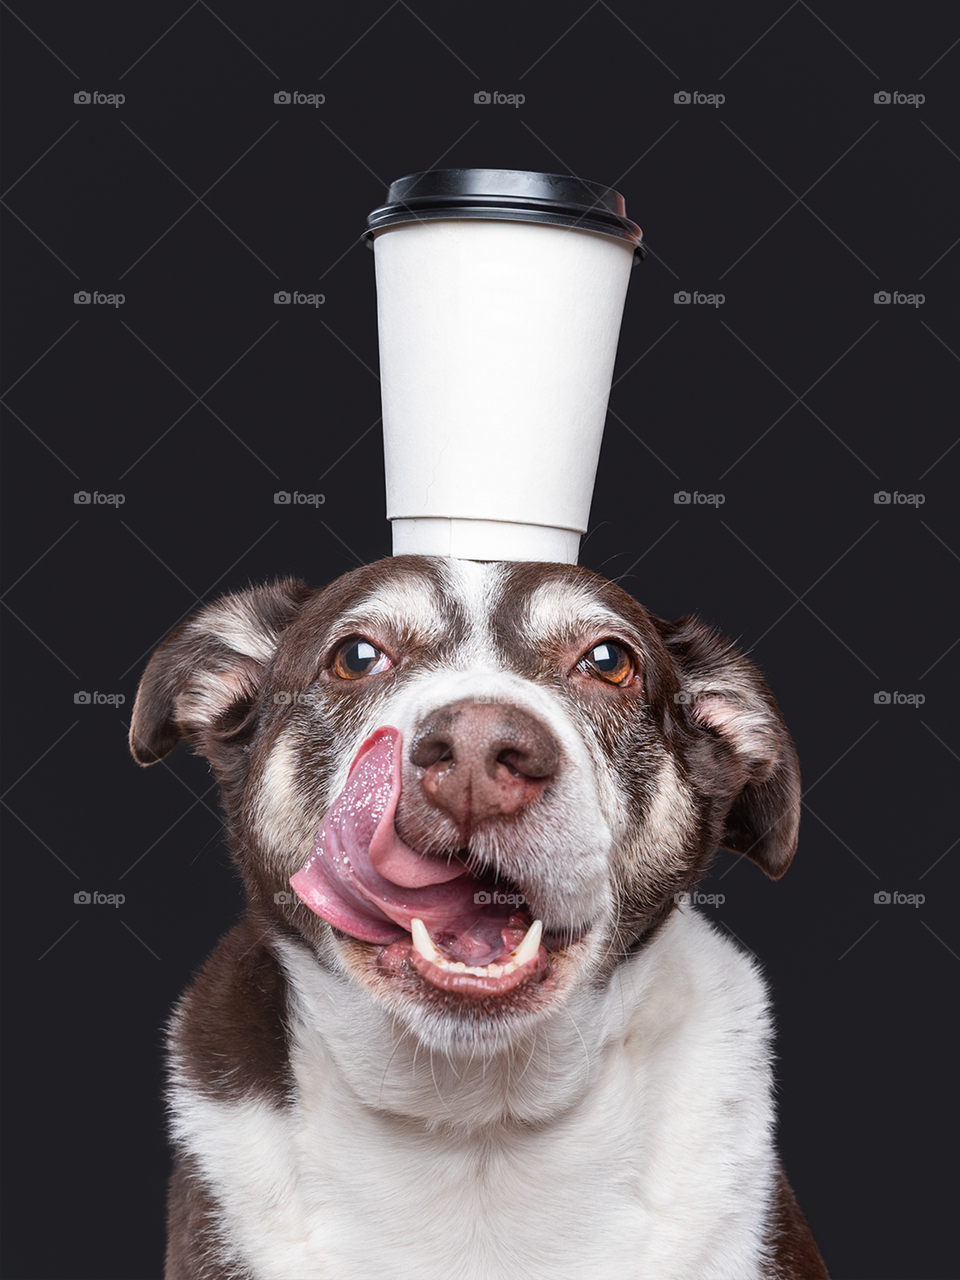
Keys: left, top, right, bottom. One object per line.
{"left": 656, "top": 616, "right": 801, "bottom": 879}
{"left": 129, "top": 579, "right": 311, "bottom": 766}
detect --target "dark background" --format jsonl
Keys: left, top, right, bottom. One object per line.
{"left": 2, "top": 3, "right": 958, "bottom": 1278}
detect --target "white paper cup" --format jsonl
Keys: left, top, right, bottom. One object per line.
{"left": 372, "top": 216, "right": 635, "bottom": 563}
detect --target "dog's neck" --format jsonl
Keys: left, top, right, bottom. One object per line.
{"left": 277, "top": 935, "right": 633, "bottom": 1132}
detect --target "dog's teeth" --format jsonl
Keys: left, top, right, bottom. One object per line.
{"left": 411, "top": 917, "right": 542, "bottom": 978}
{"left": 410, "top": 918, "right": 441, "bottom": 963}
{"left": 512, "top": 919, "right": 543, "bottom": 966}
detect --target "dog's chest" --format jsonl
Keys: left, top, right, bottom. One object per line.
{"left": 170, "top": 916, "right": 776, "bottom": 1279}
{"left": 176, "top": 1063, "right": 662, "bottom": 1279}
{"left": 291, "top": 1089, "right": 649, "bottom": 1278}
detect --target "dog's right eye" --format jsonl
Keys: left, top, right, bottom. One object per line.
{"left": 332, "top": 639, "right": 392, "bottom": 680}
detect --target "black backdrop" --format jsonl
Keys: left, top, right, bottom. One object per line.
{"left": 2, "top": 3, "right": 959, "bottom": 1278}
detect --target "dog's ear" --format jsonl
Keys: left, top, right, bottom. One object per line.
{"left": 129, "top": 579, "right": 311, "bottom": 766}
{"left": 655, "top": 615, "right": 801, "bottom": 879}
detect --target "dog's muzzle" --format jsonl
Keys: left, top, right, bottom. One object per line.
{"left": 289, "top": 716, "right": 559, "bottom": 994}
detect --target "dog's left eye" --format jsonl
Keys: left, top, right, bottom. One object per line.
{"left": 577, "top": 641, "right": 634, "bottom": 685}
{"left": 332, "top": 639, "right": 392, "bottom": 680}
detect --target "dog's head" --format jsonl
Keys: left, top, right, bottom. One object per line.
{"left": 131, "top": 556, "right": 799, "bottom": 1052}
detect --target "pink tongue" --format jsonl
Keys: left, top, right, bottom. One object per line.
{"left": 290, "top": 728, "right": 517, "bottom": 963}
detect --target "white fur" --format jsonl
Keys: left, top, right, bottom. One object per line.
{"left": 382, "top": 659, "right": 618, "bottom": 933}
{"left": 165, "top": 560, "right": 797, "bottom": 1276}
{"left": 523, "top": 576, "right": 633, "bottom": 648}
{"left": 625, "top": 751, "right": 699, "bottom": 880}
{"left": 190, "top": 597, "right": 279, "bottom": 664}
{"left": 251, "top": 558, "right": 621, "bottom": 937}
{"left": 253, "top": 735, "right": 315, "bottom": 868}
{"left": 169, "top": 911, "right": 778, "bottom": 1279}
{"left": 337, "top": 574, "right": 450, "bottom": 651}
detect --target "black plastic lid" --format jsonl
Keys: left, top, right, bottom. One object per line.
{"left": 364, "top": 168, "right": 644, "bottom": 256}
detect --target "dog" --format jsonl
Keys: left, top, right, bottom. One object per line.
{"left": 130, "top": 554, "right": 829, "bottom": 1279}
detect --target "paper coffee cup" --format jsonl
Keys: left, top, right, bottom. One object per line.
{"left": 366, "top": 170, "right": 642, "bottom": 564}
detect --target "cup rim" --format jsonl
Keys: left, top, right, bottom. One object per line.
{"left": 364, "top": 168, "right": 643, "bottom": 254}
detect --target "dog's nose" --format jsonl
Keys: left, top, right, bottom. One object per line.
{"left": 409, "top": 700, "right": 559, "bottom": 828}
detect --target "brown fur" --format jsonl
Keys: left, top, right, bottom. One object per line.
{"left": 131, "top": 557, "right": 824, "bottom": 1276}
{"left": 168, "top": 913, "right": 295, "bottom": 1106}
{"left": 166, "top": 1154, "right": 250, "bottom": 1280}
{"left": 767, "top": 1166, "right": 830, "bottom": 1278}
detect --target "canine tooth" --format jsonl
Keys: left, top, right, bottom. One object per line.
{"left": 410, "top": 918, "right": 441, "bottom": 963}
{"left": 512, "top": 919, "right": 543, "bottom": 966}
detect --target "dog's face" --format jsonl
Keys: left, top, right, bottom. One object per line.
{"left": 131, "top": 556, "right": 799, "bottom": 1053}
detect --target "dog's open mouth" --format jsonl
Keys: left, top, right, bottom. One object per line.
{"left": 379, "top": 914, "right": 547, "bottom": 996}
{"left": 290, "top": 727, "right": 551, "bottom": 998}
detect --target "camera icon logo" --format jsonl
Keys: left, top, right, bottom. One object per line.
{"left": 74, "top": 91, "right": 91, "bottom": 104}
{"left": 474, "top": 91, "right": 491, "bottom": 104}
{"left": 874, "top": 291, "right": 891, "bottom": 304}
{"left": 74, "top": 691, "right": 92, "bottom": 704}
{"left": 874, "top": 691, "right": 892, "bottom": 704}
{"left": 674, "top": 290, "right": 691, "bottom": 304}
{"left": 75, "top": 890, "right": 92, "bottom": 903}
{"left": 674, "top": 491, "right": 691, "bottom": 504}
{"left": 473, "top": 890, "right": 492, "bottom": 904}
{"left": 673, "top": 891, "right": 692, "bottom": 905}
{"left": 274, "top": 490, "right": 292, "bottom": 504}
{"left": 874, "top": 91, "right": 891, "bottom": 105}
{"left": 274, "top": 291, "right": 291, "bottom": 304}
{"left": 74, "top": 291, "right": 91, "bottom": 304}
{"left": 273, "top": 691, "right": 292, "bottom": 704}
{"left": 274, "top": 91, "right": 291, "bottom": 104}
{"left": 674, "top": 91, "right": 691, "bottom": 104}
{"left": 274, "top": 891, "right": 295, "bottom": 904}
{"left": 873, "top": 491, "right": 891, "bottom": 505}
{"left": 874, "top": 890, "right": 891, "bottom": 904}
{"left": 74, "top": 491, "right": 91, "bottom": 504}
